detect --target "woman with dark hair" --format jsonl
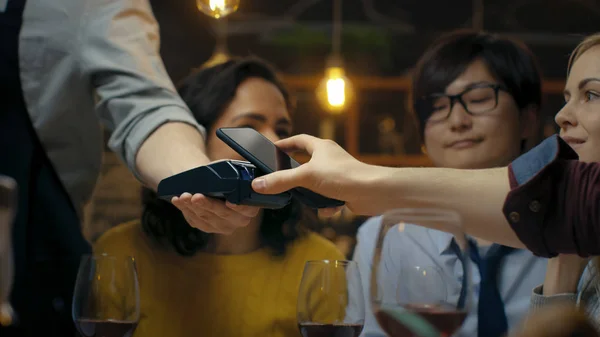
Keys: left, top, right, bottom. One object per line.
{"left": 94, "top": 57, "right": 344, "bottom": 337}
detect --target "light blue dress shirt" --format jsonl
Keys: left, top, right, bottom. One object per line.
{"left": 352, "top": 216, "right": 548, "bottom": 337}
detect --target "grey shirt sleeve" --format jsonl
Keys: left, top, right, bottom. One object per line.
{"left": 530, "top": 264, "right": 600, "bottom": 317}
{"left": 530, "top": 284, "right": 600, "bottom": 334}
{"left": 78, "top": 0, "right": 206, "bottom": 180}
{"left": 530, "top": 285, "right": 580, "bottom": 310}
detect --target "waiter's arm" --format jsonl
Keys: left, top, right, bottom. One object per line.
{"left": 77, "top": 0, "right": 259, "bottom": 233}
{"left": 79, "top": 0, "right": 209, "bottom": 188}
{"left": 135, "top": 123, "right": 209, "bottom": 190}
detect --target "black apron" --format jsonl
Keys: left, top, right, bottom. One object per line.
{"left": 0, "top": 1, "right": 92, "bottom": 336}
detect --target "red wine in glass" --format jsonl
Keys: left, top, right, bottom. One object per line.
{"left": 375, "top": 304, "right": 467, "bottom": 337}
{"left": 371, "top": 210, "right": 472, "bottom": 337}
{"left": 72, "top": 255, "right": 140, "bottom": 337}
{"left": 297, "top": 260, "right": 365, "bottom": 337}
{"left": 75, "top": 319, "right": 137, "bottom": 337}
{"left": 298, "top": 322, "right": 364, "bottom": 337}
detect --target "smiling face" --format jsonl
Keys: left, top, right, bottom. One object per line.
{"left": 423, "top": 59, "right": 535, "bottom": 169}
{"left": 206, "top": 77, "right": 293, "bottom": 161}
{"left": 555, "top": 45, "right": 600, "bottom": 163}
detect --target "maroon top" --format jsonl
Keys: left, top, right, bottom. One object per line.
{"left": 503, "top": 135, "right": 600, "bottom": 257}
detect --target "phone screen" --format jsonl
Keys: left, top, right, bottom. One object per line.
{"left": 217, "top": 128, "right": 300, "bottom": 172}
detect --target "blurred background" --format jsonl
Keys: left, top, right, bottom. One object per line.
{"left": 83, "top": 0, "right": 599, "bottom": 258}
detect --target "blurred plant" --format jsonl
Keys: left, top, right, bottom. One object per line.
{"left": 265, "top": 24, "right": 393, "bottom": 67}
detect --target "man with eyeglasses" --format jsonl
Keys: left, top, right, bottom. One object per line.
{"left": 351, "top": 30, "right": 547, "bottom": 337}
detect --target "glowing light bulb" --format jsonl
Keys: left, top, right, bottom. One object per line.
{"left": 316, "top": 66, "right": 353, "bottom": 114}
{"left": 196, "top": 0, "right": 239, "bottom": 19}
{"left": 326, "top": 80, "right": 345, "bottom": 108}
{"left": 210, "top": 0, "right": 225, "bottom": 11}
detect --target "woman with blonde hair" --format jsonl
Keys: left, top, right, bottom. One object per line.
{"left": 529, "top": 32, "right": 600, "bottom": 326}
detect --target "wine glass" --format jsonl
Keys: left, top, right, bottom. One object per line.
{"left": 371, "top": 209, "right": 472, "bottom": 337}
{"left": 297, "top": 260, "right": 364, "bottom": 337}
{"left": 0, "top": 175, "right": 17, "bottom": 327}
{"left": 72, "top": 254, "right": 140, "bottom": 337}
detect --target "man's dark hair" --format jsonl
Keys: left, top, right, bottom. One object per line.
{"left": 411, "top": 29, "right": 542, "bottom": 140}
{"left": 141, "top": 57, "right": 303, "bottom": 257}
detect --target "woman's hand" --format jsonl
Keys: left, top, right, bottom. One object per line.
{"left": 251, "top": 134, "right": 383, "bottom": 216}
{"left": 543, "top": 254, "right": 589, "bottom": 295}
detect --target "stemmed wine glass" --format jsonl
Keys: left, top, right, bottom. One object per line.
{"left": 297, "top": 260, "right": 364, "bottom": 337}
{"left": 371, "top": 209, "right": 472, "bottom": 337}
{"left": 0, "top": 175, "right": 17, "bottom": 327}
{"left": 72, "top": 254, "right": 140, "bottom": 337}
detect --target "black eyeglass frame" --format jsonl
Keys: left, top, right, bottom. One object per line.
{"left": 416, "top": 83, "right": 509, "bottom": 122}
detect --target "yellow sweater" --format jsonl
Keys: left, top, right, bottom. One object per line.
{"left": 94, "top": 221, "right": 345, "bottom": 337}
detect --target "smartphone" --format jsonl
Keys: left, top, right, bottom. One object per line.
{"left": 216, "top": 127, "right": 345, "bottom": 209}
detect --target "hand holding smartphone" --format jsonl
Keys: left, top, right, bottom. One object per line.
{"left": 216, "top": 127, "right": 345, "bottom": 209}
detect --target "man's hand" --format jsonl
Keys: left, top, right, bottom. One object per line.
{"left": 171, "top": 193, "right": 260, "bottom": 234}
